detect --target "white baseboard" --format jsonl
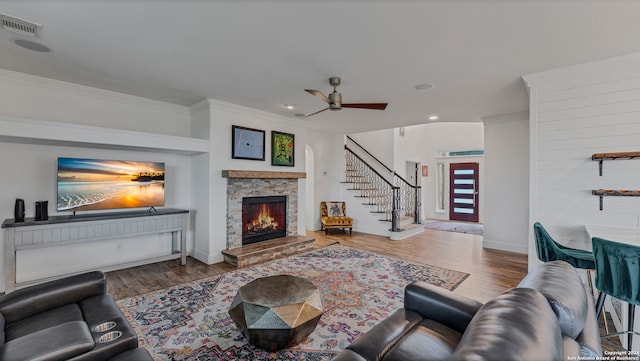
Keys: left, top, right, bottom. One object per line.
{"left": 192, "top": 249, "right": 213, "bottom": 264}
{"left": 482, "top": 239, "right": 528, "bottom": 254}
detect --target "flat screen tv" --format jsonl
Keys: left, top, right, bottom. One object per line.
{"left": 57, "top": 157, "right": 165, "bottom": 212}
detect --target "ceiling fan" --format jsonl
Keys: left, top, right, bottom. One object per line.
{"left": 304, "top": 77, "right": 388, "bottom": 117}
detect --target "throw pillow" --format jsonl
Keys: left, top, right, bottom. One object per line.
{"left": 326, "top": 202, "right": 344, "bottom": 217}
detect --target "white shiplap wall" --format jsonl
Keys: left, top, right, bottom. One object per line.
{"left": 524, "top": 53, "right": 640, "bottom": 267}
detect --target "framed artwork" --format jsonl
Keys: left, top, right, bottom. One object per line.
{"left": 232, "top": 125, "right": 265, "bottom": 161}
{"left": 271, "top": 131, "right": 295, "bottom": 166}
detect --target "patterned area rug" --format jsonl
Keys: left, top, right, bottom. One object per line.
{"left": 423, "top": 219, "right": 484, "bottom": 235}
{"left": 117, "top": 244, "right": 469, "bottom": 361}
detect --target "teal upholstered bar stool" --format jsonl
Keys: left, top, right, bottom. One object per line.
{"left": 592, "top": 237, "right": 640, "bottom": 351}
{"left": 533, "top": 222, "right": 596, "bottom": 295}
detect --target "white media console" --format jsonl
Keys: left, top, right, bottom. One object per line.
{"left": 2, "top": 208, "right": 189, "bottom": 292}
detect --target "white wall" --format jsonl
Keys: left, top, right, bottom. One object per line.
{"left": 524, "top": 52, "right": 640, "bottom": 268}
{"left": 306, "top": 131, "right": 346, "bottom": 230}
{"left": 349, "top": 129, "right": 395, "bottom": 169}
{"left": 393, "top": 122, "right": 485, "bottom": 222}
{"left": 0, "top": 70, "right": 194, "bottom": 292}
{"left": 204, "top": 99, "right": 308, "bottom": 264}
{"left": 189, "top": 101, "right": 212, "bottom": 262}
{"left": 319, "top": 123, "right": 485, "bottom": 236}
{"left": 0, "top": 69, "right": 191, "bottom": 136}
{"left": 0, "top": 70, "right": 316, "bottom": 291}
{"left": 482, "top": 113, "right": 529, "bottom": 254}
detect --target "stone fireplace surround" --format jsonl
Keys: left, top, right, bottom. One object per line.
{"left": 222, "top": 170, "right": 306, "bottom": 250}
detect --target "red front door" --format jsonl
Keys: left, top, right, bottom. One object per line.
{"left": 449, "top": 162, "right": 479, "bottom": 222}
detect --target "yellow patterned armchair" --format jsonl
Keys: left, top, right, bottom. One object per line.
{"left": 320, "top": 201, "right": 353, "bottom": 236}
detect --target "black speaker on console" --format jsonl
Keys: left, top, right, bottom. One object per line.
{"left": 35, "top": 201, "right": 48, "bottom": 221}
{"left": 14, "top": 198, "right": 25, "bottom": 222}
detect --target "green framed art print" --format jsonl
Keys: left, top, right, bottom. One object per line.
{"left": 271, "top": 131, "right": 294, "bottom": 166}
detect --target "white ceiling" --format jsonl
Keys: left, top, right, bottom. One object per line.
{"left": 1, "top": 1, "right": 640, "bottom": 134}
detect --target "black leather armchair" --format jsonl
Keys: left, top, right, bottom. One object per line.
{"left": 0, "top": 271, "right": 153, "bottom": 361}
{"left": 333, "top": 260, "right": 602, "bottom": 361}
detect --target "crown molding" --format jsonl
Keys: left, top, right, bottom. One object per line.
{"left": 0, "top": 68, "right": 190, "bottom": 116}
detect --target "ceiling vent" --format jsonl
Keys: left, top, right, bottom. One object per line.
{"left": 1, "top": 13, "right": 42, "bottom": 38}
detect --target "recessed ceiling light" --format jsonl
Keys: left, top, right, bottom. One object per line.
{"left": 12, "top": 38, "right": 50, "bottom": 52}
{"left": 285, "top": 104, "right": 295, "bottom": 110}
{"left": 414, "top": 83, "right": 435, "bottom": 91}
{"left": 428, "top": 115, "right": 439, "bottom": 121}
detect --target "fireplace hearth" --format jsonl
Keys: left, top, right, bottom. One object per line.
{"left": 242, "top": 196, "right": 287, "bottom": 245}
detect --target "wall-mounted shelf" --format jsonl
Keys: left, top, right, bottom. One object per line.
{"left": 592, "top": 189, "right": 640, "bottom": 211}
{"left": 592, "top": 152, "right": 640, "bottom": 176}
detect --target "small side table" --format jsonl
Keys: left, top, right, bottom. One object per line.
{"left": 228, "top": 274, "right": 323, "bottom": 351}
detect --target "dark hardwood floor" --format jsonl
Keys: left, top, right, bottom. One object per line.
{"left": 106, "top": 228, "right": 527, "bottom": 303}
{"left": 105, "top": 227, "right": 622, "bottom": 352}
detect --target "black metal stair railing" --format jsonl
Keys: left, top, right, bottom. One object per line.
{"left": 344, "top": 146, "right": 400, "bottom": 231}
{"left": 344, "top": 136, "right": 421, "bottom": 229}
{"left": 394, "top": 173, "right": 421, "bottom": 224}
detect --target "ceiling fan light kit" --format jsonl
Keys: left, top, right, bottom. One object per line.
{"left": 304, "top": 77, "right": 388, "bottom": 117}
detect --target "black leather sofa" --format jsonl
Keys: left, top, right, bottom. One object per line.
{"left": 332, "top": 260, "right": 602, "bottom": 361}
{"left": 0, "top": 271, "right": 153, "bottom": 361}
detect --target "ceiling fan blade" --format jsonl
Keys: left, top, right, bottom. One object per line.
{"left": 305, "top": 89, "right": 331, "bottom": 104}
{"left": 342, "top": 103, "right": 388, "bottom": 110}
{"left": 305, "top": 107, "right": 329, "bottom": 118}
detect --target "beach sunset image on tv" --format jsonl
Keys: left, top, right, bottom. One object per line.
{"left": 57, "top": 158, "right": 165, "bottom": 211}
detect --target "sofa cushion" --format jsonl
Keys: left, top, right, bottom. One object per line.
{"left": 0, "top": 271, "right": 105, "bottom": 324}
{"left": 0, "top": 312, "right": 4, "bottom": 344}
{"left": 343, "top": 308, "right": 423, "bottom": 361}
{"left": 80, "top": 294, "right": 128, "bottom": 327}
{"left": 449, "top": 288, "right": 562, "bottom": 361}
{"left": 332, "top": 349, "right": 368, "bottom": 361}
{"left": 4, "top": 303, "right": 83, "bottom": 341}
{"left": 518, "top": 260, "right": 588, "bottom": 339}
{"left": 321, "top": 216, "right": 353, "bottom": 226}
{"left": 562, "top": 335, "right": 581, "bottom": 360}
{"left": 404, "top": 281, "right": 482, "bottom": 334}
{"left": 383, "top": 319, "right": 461, "bottom": 361}
{"left": 0, "top": 321, "right": 94, "bottom": 361}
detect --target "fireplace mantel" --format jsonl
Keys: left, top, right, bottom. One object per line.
{"left": 222, "top": 170, "right": 306, "bottom": 179}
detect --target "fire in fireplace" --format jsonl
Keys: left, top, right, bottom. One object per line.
{"left": 242, "top": 196, "right": 287, "bottom": 245}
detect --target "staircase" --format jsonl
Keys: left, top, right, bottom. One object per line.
{"left": 343, "top": 137, "right": 424, "bottom": 240}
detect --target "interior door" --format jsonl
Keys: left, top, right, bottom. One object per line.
{"left": 405, "top": 161, "right": 419, "bottom": 186}
{"left": 449, "top": 162, "right": 479, "bottom": 222}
